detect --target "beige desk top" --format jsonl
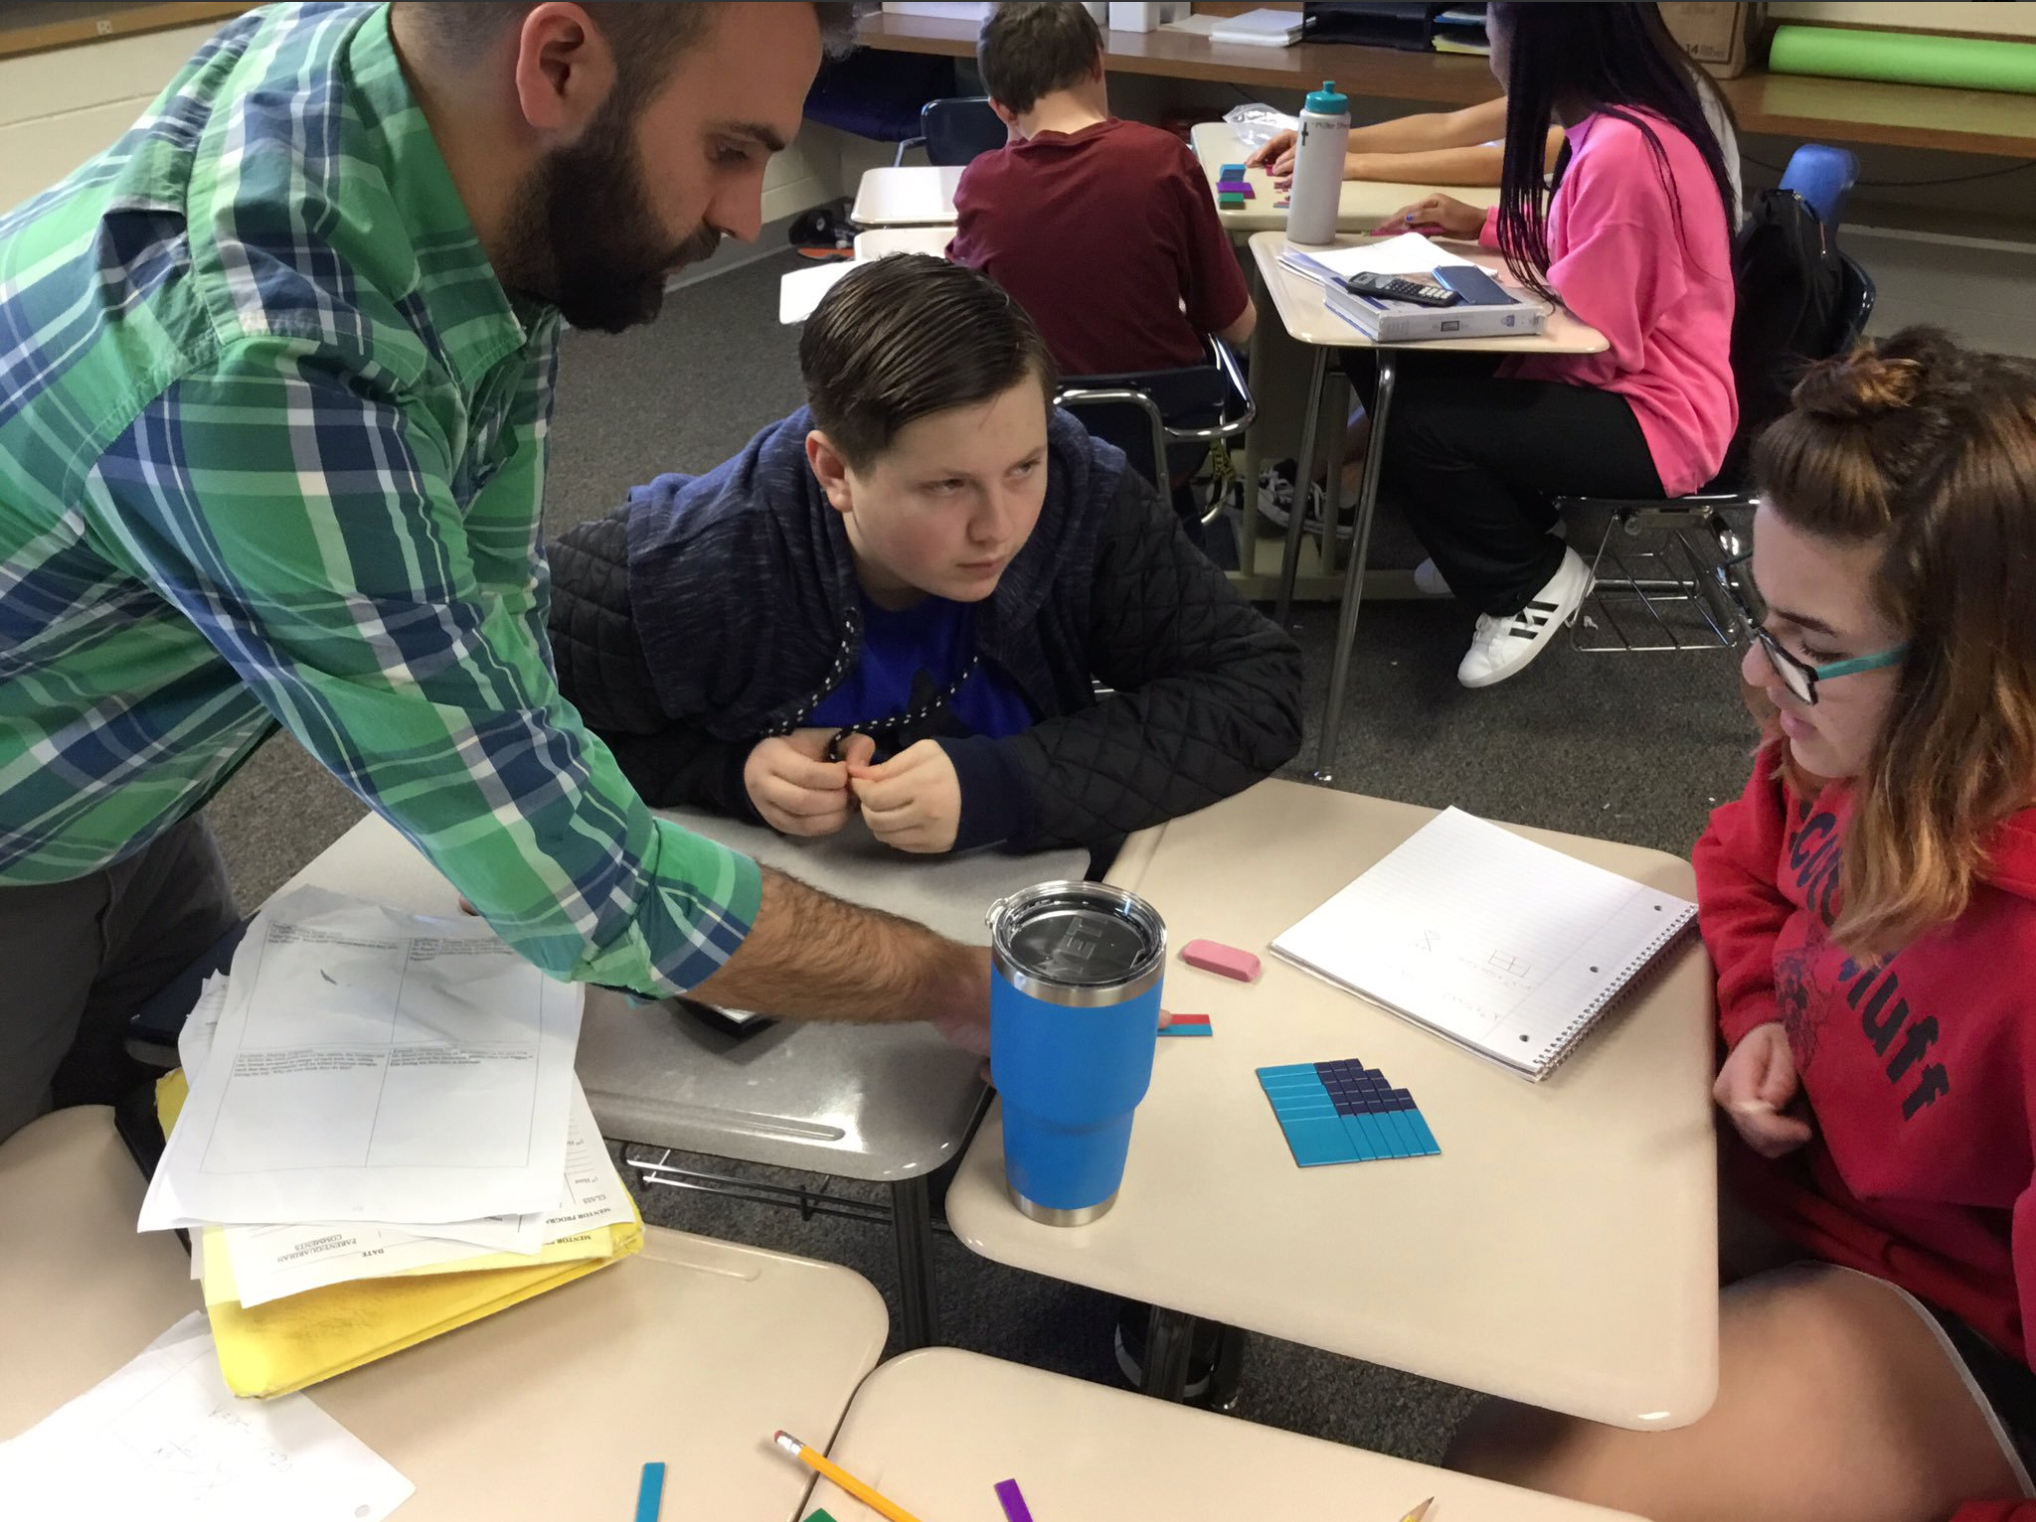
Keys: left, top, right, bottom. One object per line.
{"left": 850, "top": 164, "right": 966, "bottom": 227}
{"left": 947, "top": 780, "right": 1719, "bottom": 1431}
{"left": 1249, "top": 228, "right": 1607, "bottom": 355}
{"left": 0, "top": 1106, "right": 887, "bottom": 1522}
{"left": 1191, "top": 120, "right": 1500, "bottom": 235}
{"left": 812, "top": 1347, "right": 1653, "bottom": 1522}
{"left": 853, "top": 225, "right": 955, "bottom": 259}
{"left": 1, "top": 1106, "right": 891, "bottom": 1522}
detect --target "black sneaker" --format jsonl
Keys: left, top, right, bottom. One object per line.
{"left": 1255, "top": 460, "right": 1348, "bottom": 542}
{"left": 1112, "top": 1300, "right": 1246, "bottom": 1411}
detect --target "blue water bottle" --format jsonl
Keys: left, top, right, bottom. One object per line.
{"left": 986, "top": 881, "right": 1167, "bottom": 1225}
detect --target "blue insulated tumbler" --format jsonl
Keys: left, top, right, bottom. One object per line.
{"left": 986, "top": 881, "right": 1167, "bottom": 1225}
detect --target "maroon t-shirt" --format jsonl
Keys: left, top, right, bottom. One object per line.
{"left": 947, "top": 118, "right": 1249, "bottom": 377}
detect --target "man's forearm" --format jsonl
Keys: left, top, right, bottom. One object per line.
{"left": 688, "top": 865, "right": 990, "bottom": 1025}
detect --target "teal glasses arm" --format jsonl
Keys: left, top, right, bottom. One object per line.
{"left": 1812, "top": 642, "right": 1911, "bottom": 682}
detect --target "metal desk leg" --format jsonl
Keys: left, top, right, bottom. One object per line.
{"left": 1314, "top": 351, "right": 1398, "bottom": 783}
{"left": 1274, "top": 346, "right": 1330, "bottom": 629}
{"left": 1140, "top": 1305, "right": 1196, "bottom": 1401}
{"left": 890, "top": 1175, "right": 938, "bottom": 1350}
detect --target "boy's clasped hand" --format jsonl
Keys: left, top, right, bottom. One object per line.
{"left": 742, "top": 728, "right": 963, "bottom": 854}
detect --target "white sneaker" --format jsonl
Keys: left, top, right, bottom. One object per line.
{"left": 1456, "top": 547, "right": 1593, "bottom": 689}
{"left": 1412, "top": 558, "right": 1451, "bottom": 597}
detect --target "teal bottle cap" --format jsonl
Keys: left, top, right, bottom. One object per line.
{"left": 1305, "top": 80, "right": 1347, "bottom": 114}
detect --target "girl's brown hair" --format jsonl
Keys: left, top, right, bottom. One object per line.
{"left": 1753, "top": 326, "right": 2036, "bottom": 956}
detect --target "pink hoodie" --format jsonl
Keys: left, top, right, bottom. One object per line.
{"left": 1479, "top": 110, "right": 1736, "bottom": 497}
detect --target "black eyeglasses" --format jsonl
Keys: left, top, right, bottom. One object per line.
{"left": 1712, "top": 558, "right": 1909, "bottom": 707}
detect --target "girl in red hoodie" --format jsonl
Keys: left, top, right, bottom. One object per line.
{"left": 1449, "top": 328, "right": 2036, "bottom": 1521}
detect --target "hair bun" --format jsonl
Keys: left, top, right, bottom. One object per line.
{"left": 1791, "top": 328, "right": 1962, "bottom": 424}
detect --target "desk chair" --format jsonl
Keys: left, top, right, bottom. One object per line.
{"left": 1054, "top": 338, "right": 1256, "bottom": 532}
{"left": 1778, "top": 143, "right": 1859, "bottom": 233}
{"left": 1569, "top": 251, "right": 1876, "bottom": 654}
{"left": 892, "top": 96, "right": 1005, "bottom": 167}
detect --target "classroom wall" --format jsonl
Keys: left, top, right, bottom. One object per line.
{"left": 0, "top": 22, "right": 225, "bottom": 211}
{"left": 0, "top": 19, "right": 847, "bottom": 226}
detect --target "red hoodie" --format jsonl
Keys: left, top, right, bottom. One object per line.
{"left": 1697, "top": 746, "right": 2036, "bottom": 1519}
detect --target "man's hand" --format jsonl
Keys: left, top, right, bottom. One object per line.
{"left": 1371, "top": 192, "right": 1486, "bottom": 240}
{"left": 849, "top": 741, "right": 962, "bottom": 854}
{"left": 743, "top": 728, "right": 858, "bottom": 837}
{"left": 1713, "top": 1022, "right": 1814, "bottom": 1158}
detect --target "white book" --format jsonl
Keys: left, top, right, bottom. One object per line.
{"left": 1325, "top": 284, "right": 1547, "bottom": 342}
{"left": 1270, "top": 808, "right": 1698, "bottom": 1080}
{"left": 1211, "top": 7, "right": 1306, "bottom": 44}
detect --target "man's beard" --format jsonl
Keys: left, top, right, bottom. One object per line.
{"left": 499, "top": 101, "right": 722, "bottom": 334}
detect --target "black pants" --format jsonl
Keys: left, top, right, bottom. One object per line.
{"left": 1370, "top": 361, "right": 1663, "bottom": 617}
{"left": 0, "top": 813, "right": 240, "bottom": 1142}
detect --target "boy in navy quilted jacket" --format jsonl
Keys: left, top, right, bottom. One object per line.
{"left": 547, "top": 255, "right": 1300, "bottom": 859}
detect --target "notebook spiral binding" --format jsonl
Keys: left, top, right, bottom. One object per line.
{"left": 1530, "top": 905, "right": 1701, "bottom": 1079}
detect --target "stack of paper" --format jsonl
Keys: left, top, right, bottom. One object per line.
{"left": 1211, "top": 7, "right": 1307, "bottom": 45}
{"left": 142, "top": 887, "right": 641, "bottom": 1394}
{"left": 0, "top": 1313, "right": 413, "bottom": 1522}
{"left": 1278, "top": 233, "right": 1550, "bottom": 342}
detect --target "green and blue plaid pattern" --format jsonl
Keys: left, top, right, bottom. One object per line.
{"left": 0, "top": 2, "right": 759, "bottom": 995}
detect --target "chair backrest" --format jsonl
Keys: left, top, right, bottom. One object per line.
{"left": 1055, "top": 342, "right": 1252, "bottom": 488}
{"left": 1835, "top": 251, "right": 1877, "bottom": 351}
{"left": 1778, "top": 143, "right": 1858, "bottom": 234}
{"left": 921, "top": 97, "right": 1006, "bottom": 166}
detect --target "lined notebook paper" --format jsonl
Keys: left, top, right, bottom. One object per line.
{"left": 1271, "top": 808, "right": 1697, "bottom": 1079}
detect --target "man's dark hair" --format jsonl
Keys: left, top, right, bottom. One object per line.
{"left": 800, "top": 255, "right": 1057, "bottom": 470}
{"left": 398, "top": 2, "right": 859, "bottom": 113}
{"left": 977, "top": 1, "right": 1103, "bottom": 116}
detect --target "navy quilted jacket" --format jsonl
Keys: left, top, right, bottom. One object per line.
{"left": 547, "top": 407, "right": 1301, "bottom": 853}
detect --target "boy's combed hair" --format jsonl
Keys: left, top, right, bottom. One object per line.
{"left": 1753, "top": 326, "right": 2036, "bottom": 956}
{"left": 977, "top": 1, "right": 1103, "bottom": 116}
{"left": 800, "top": 255, "right": 1057, "bottom": 469}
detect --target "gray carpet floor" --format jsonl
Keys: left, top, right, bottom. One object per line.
{"left": 201, "top": 249, "right": 1752, "bottom": 1461}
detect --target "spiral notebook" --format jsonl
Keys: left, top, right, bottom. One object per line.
{"left": 1270, "top": 808, "right": 1698, "bottom": 1080}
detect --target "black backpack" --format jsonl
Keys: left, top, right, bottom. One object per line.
{"left": 1730, "top": 188, "right": 1846, "bottom": 445}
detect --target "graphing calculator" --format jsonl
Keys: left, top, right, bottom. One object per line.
{"left": 1345, "top": 270, "right": 1461, "bottom": 307}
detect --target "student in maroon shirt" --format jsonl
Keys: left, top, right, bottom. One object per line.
{"left": 947, "top": 1, "right": 1253, "bottom": 380}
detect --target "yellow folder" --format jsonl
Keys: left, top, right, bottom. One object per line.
{"left": 158, "top": 1070, "right": 642, "bottom": 1398}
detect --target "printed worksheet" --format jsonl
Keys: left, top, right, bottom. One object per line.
{"left": 221, "top": 1081, "right": 633, "bottom": 1308}
{"left": 0, "top": 1313, "right": 412, "bottom": 1522}
{"left": 142, "top": 887, "right": 583, "bottom": 1229}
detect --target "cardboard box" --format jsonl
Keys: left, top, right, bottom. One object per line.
{"left": 1659, "top": 2, "right": 1767, "bottom": 78}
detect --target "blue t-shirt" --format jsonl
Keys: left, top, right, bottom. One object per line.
{"left": 807, "top": 594, "right": 1033, "bottom": 742}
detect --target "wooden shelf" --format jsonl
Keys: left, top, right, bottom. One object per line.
{"left": 0, "top": 3, "right": 253, "bottom": 62}
{"left": 855, "top": 11, "right": 2036, "bottom": 159}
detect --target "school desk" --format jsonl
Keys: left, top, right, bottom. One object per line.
{"left": 267, "top": 807, "right": 1083, "bottom": 1352}
{"left": 945, "top": 780, "right": 1719, "bottom": 1429}
{"left": 1192, "top": 121, "right": 1507, "bottom": 603}
{"left": 1190, "top": 120, "right": 1501, "bottom": 238}
{"left": 808, "top": 1347, "right": 1656, "bottom": 1522}
{"left": 1248, "top": 229, "right": 1609, "bottom": 777}
{"left": 0, "top": 1105, "right": 887, "bottom": 1522}
{"left": 849, "top": 164, "right": 966, "bottom": 227}
{"left": 854, "top": 225, "right": 956, "bottom": 259}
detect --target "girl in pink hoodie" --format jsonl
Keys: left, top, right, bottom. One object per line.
{"left": 1374, "top": 2, "right": 1738, "bottom": 690}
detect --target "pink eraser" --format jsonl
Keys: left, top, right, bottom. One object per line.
{"left": 1180, "top": 938, "right": 1261, "bottom": 982}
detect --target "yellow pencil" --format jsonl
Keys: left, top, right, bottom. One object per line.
{"left": 1399, "top": 1499, "right": 1436, "bottom": 1522}
{"left": 773, "top": 1430, "right": 926, "bottom": 1522}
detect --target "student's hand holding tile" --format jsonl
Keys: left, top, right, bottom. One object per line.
{"left": 849, "top": 741, "right": 962, "bottom": 855}
{"left": 743, "top": 729, "right": 856, "bottom": 838}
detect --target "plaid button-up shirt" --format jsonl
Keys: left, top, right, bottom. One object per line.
{"left": 0, "top": 2, "right": 759, "bottom": 995}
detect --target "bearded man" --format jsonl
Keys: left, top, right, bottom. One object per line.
{"left": 0, "top": 1, "right": 995, "bottom": 1142}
